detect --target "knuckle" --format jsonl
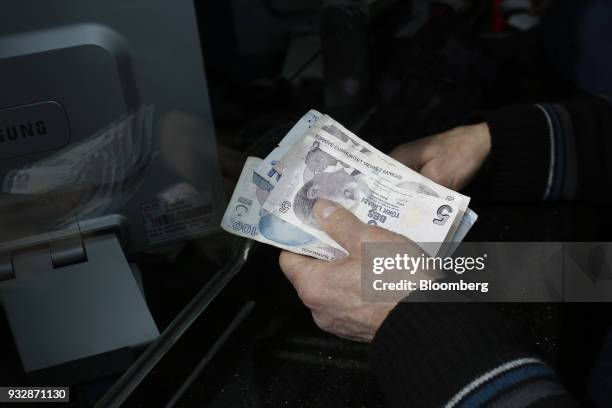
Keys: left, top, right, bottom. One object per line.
{"left": 390, "top": 142, "right": 409, "bottom": 156}
{"left": 278, "top": 251, "right": 289, "bottom": 270}
{"left": 323, "top": 212, "right": 357, "bottom": 239}
{"left": 278, "top": 251, "right": 298, "bottom": 273}
{"left": 424, "top": 166, "right": 445, "bottom": 183}
{"left": 325, "top": 217, "right": 345, "bottom": 236}
{"left": 366, "top": 226, "right": 398, "bottom": 241}
{"left": 312, "top": 312, "right": 332, "bottom": 331}
{"left": 298, "top": 284, "right": 321, "bottom": 308}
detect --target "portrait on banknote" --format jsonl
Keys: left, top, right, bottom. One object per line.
{"left": 294, "top": 140, "right": 371, "bottom": 230}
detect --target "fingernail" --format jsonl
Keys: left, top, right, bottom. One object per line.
{"left": 315, "top": 199, "right": 339, "bottom": 219}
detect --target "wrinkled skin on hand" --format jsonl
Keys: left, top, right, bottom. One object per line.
{"left": 279, "top": 199, "right": 421, "bottom": 342}
{"left": 390, "top": 123, "right": 491, "bottom": 191}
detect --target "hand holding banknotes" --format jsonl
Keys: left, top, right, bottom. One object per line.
{"left": 279, "top": 199, "right": 423, "bottom": 342}
{"left": 390, "top": 123, "right": 491, "bottom": 191}
{"left": 222, "top": 110, "right": 479, "bottom": 262}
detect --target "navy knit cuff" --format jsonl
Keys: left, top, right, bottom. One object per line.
{"left": 478, "top": 104, "right": 553, "bottom": 201}
{"left": 369, "top": 303, "right": 575, "bottom": 407}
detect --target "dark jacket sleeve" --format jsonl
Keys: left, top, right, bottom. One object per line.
{"left": 474, "top": 95, "right": 612, "bottom": 202}
{"left": 370, "top": 302, "right": 582, "bottom": 408}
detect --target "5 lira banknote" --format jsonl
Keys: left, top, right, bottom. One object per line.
{"left": 222, "top": 110, "right": 477, "bottom": 260}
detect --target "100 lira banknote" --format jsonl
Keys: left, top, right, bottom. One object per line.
{"left": 253, "top": 110, "right": 322, "bottom": 192}
{"left": 222, "top": 157, "right": 347, "bottom": 261}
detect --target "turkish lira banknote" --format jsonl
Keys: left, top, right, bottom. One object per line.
{"left": 262, "top": 128, "right": 460, "bottom": 256}
{"left": 275, "top": 114, "right": 472, "bottom": 243}
{"left": 222, "top": 110, "right": 478, "bottom": 260}
{"left": 222, "top": 157, "right": 347, "bottom": 261}
{"left": 253, "top": 109, "right": 322, "bottom": 192}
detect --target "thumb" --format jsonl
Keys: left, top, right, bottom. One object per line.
{"left": 313, "top": 199, "right": 368, "bottom": 255}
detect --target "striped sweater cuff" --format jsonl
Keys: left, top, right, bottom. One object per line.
{"left": 370, "top": 303, "right": 577, "bottom": 407}
{"left": 446, "top": 358, "right": 562, "bottom": 408}
{"left": 533, "top": 103, "right": 577, "bottom": 200}
{"left": 476, "top": 103, "right": 576, "bottom": 201}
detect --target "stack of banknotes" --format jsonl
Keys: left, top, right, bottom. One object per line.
{"left": 221, "top": 110, "right": 477, "bottom": 261}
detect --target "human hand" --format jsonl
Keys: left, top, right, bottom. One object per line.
{"left": 279, "top": 199, "right": 422, "bottom": 342}
{"left": 390, "top": 123, "right": 491, "bottom": 191}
